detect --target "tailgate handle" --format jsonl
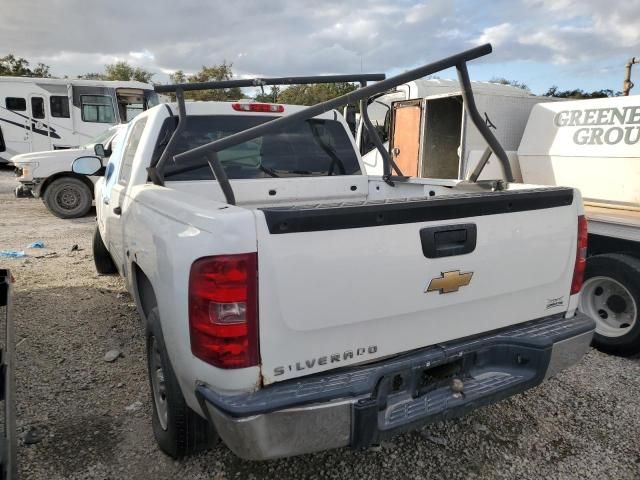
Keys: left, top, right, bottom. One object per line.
{"left": 420, "top": 224, "right": 477, "bottom": 258}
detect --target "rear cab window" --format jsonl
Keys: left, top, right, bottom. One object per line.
{"left": 156, "top": 114, "right": 361, "bottom": 181}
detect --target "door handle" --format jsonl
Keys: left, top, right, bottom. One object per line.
{"left": 392, "top": 147, "right": 400, "bottom": 156}
{"left": 420, "top": 224, "right": 477, "bottom": 258}
{"left": 103, "top": 198, "right": 109, "bottom": 205}
{"left": 113, "top": 206, "right": 122, "bottom": 215}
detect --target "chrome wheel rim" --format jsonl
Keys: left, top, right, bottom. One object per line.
{"left": 56, "top": 187, "right": 81, "bottom": 210}
{"left": 580, "top": 276, "right": 637, "bottom": 338}
{"left": 149, "top": 336, "right": 168, "bottom": 430}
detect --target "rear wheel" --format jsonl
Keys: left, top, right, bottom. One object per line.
{"left": 42, "top": 177, "right": 92, "bottom": 218}
{"left": 579, "top": 254, "right": 640, "bottom": 356}
{"left": 92, "top": 226, "right": 117, "bottom": 274}
{"left": 146, "top": 308, "right": 214, "bottom": 458}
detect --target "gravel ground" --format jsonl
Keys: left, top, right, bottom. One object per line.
{"left": 1, "top": 166, "right": 640, "bottom": 479}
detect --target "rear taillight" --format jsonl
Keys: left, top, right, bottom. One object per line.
{"left": 570, "top": 215, "right": 588, "bottom": 295}
{"left": 232, "top": 102, "right": 284, "bottom": 113}
{"left": 189, "top": 253, "right": 259, "bottom": 369}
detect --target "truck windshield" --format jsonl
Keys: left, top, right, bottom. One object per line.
{"left": 157, "top": 115, "right": 361, "bottom": 180}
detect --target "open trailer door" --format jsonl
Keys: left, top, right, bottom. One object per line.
{"left": 389, "top": 99, "right": 423, "bottom": 176}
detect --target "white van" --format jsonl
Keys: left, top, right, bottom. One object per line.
{"left": 0, "top": 77, "right": 158, "bottom": 163}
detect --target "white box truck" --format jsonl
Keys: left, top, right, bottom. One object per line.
{"left": 518, "top": 96, "right": 640, "bottom": 355}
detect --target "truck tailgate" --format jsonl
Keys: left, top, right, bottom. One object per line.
{"left": 254, "top": 187, "right": 578, "bottom": 384}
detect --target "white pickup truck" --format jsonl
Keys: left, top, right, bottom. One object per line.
{"left": 11, "top": 125, "right": 126, "bottom": 218}
{"left": 72, "top": 45, "right": 595, "bottom": 460}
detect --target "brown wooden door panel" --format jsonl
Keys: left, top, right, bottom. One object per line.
{"left": 390, "top": 100, "right": 422, "bottom": 177}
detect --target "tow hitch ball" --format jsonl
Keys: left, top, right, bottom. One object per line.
{"left": 450, "top": 378, "right": 465, "bottom": 399}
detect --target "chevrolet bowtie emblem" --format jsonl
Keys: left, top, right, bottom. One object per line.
{"left": 426, "top": 270, "right": 473, "bottom": 294}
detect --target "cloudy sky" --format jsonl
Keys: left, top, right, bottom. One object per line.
{"left": 1, "top": 0, "right": 638, "bottom": 95}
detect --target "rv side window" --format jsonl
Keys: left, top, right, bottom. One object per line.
{"left": 50, "top": 96, "right": 70, "bottom": 118}
{"left": 31, "top": 97, "right": 45, "bottom": 119}
{"left": 5, "top": 97, "right": 26, "bottom": 111}
{"left": 118, "top": 117, "right": 147, "bottom": 185}
{"left": 81, "top": 95, "right": 115, "bottom": 123}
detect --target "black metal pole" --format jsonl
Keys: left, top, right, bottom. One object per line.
{"left": 174, "top": 44, "right": 494, "bottom": 164}
{"left": 357, "top": 82, "right": 404, "bottom": 182}
{"left": 154, "top": 74, "right": 386, "bottom": 93}
{"left": 206, "top": 151, "right": 236, "bottom": 205}
{"left": 149, "top": 88, "right": 187, "bottom": 184}
{"left": 455, "top": 62, "right": 514, "bottom": 182}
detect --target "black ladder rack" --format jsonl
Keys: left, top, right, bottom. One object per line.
{"left": 149, "top": 43, "right": 514, "bottom": 205}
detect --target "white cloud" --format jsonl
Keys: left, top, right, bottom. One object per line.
{"left": 0, "top": 0, "right": 637, "bottom": 91}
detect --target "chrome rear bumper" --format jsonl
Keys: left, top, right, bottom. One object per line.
{"left": 198, "top": 312, "right": 594, "bottom": 460}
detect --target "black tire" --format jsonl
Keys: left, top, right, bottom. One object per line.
{"left": 146, "top": 308, "right": 214, "bottom": 458}
{"left": 580, "top": 254, "right": 640, "bottom": 356}
{"left": 92, "top": 226, "right": 117, "bottom": 274}
{"left": 42, "top": 176, "right": 92, "bottom": 219}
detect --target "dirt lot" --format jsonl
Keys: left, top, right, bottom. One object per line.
{"left": 1, "top": 166, "right": 640, "bottom": 479}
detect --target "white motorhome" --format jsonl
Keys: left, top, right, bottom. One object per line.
{"left": 356, "top": 79, "right": 550, "bottom": 181}
{"left": 0, "top": 77, "right": 159, "bottom": 163}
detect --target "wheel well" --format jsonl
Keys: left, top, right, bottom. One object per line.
{"left": 588, "top": 233, "right": 640, "bottom": 260}
{"left": 39, "top": 172, "right": 95, "bottom": 199}
{"left": 132, "top": 263, "right": 158, "bottom": 326}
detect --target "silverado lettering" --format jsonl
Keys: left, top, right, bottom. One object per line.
{"left": 273, "top": 346, "right": 378, "bottom": 376}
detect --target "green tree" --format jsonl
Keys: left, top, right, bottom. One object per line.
{"left": 272, "top": 82, "right": 358, "bottom": 106}
{"left": 544, "top": 86, "right": 619, "bottom": 98}
{"left": 0, "top": 54, "right": 51, "bottom": 77}
{"left": 169, "top": 62, "right": 243, "bottom": 101}
{"left": 80, "top": 61, "right": 154, "bottom": 82}
{"left": 79, "top": 72, "right": 107, "bottom": 80}
{"left": 489, "top": 77, "right": 530, "bottom": 92}
{"left": 254, "top": 85, "right": 280, "bottom": 103}
{"left": 104, "top": 61, "right": 154, "bottom": 82}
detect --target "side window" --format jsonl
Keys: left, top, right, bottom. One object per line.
{"left": 81, "top": 95, "right": 115, "bottom": 123}
{"left": 0, "top": 126, "right": 5, "bottom": 152}
{"left": 50, "top": 96, "right": 70, "bottom": 118}
{"left": 5, "top": 97, "right": 26, "bottom": 111}
{"left": 31, "top": 97, "right": 45, "bottom": 119}
{"left": 118, "top": 118, "right": 147, "bottom": 185}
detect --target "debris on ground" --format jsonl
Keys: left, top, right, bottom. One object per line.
{"left": 33, "top": 252, "right": 58, "bottom": 259}
{"left": 125, "top": 401, "right": 143, "bottom": 412}
{"left": 22, "top": 426, "right": 46, "bottom": 445}
{"left": 0, "top": 250, "right": 26, "bottom": 258}
{"left": 103, "top": 349, "right": 122, "bottom": 363}
{"left": 27, "top": 241, "right": 45, "bottom": 248}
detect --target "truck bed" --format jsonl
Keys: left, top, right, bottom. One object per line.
{"left": 585, "top": 204, "right": 640, "bottom": 242}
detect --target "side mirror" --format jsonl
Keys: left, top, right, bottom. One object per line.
{"left": 72, "top": 156, "right": 103, "bottom": 176}
{"left": 94, "top": 143, "right": 106, "bottom": 157}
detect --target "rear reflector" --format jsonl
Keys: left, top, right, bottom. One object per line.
{"left": 189, "top": 253, "right": 259, "bottom": 369}
{"left": 232, "top": 102, "right": 284, "bottom": 113}
{"left": 570, "top": 215, "right": 588, "bottom": 295}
